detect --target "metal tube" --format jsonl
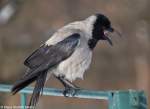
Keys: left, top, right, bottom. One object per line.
{"left": 21, "top": 93, "right": 27, "bottom": 109}
{"left": 0, "top": 84, "right": 108, "bottom": 100}
{"left": 0, "top": 84, "right": 147, "bottom": 109}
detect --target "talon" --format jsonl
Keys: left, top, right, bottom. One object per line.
{"left": 63, "top": 88, "right": 70, "bottom": 97}
{"left": 63, "top": 87, "right": 80, "bottom": 97}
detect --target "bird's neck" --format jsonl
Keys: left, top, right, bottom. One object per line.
{"left": 88, "top": 26, "right": 103, "bottom": 50}
{"left": 88, "top": 21, "right": 103, "bottom": 50}
{"left": 88, "top": 38, "right": 98, "bottom": 50}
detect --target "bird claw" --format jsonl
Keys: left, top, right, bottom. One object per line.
{"left": 63, "top": 87, "right": 80, "bottom": 97}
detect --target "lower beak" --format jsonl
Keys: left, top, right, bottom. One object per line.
{"left": 104, "top": 27, "right": 114, "bottom": 46}
{"left": 104, "top": 35, "right": 113, "bottom": 46}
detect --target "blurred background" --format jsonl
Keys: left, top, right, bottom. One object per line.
{"left": 0, "top": 0, "right": 149, "bottom": 109}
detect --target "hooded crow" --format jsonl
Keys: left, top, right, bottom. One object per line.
{"left": 11, "top": 13, "right": 114, "bottom": 107}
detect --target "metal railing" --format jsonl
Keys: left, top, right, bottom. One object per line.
{"left": 0, "top": 84, "right": 147, "bottom": 109}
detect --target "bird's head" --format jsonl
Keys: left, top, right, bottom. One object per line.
{"left": 91, "top": 13, "right": 114, "bottom": 45}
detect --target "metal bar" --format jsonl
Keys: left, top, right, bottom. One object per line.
{"left": 108, "top": 90, "right": 148, "bottom": 109}
{"left": 0, "top": 84, "right": 147, "bottom": 109}
{"left": 0, "top": 84, "right": 108, "bottom": 100}
{"left": 21, "top": 93, "right": 27, "bottom": 109}
{"left": 108, "top": 92, "right": 114, "bottom": 109}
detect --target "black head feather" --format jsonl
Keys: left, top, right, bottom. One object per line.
{"left": 88, "top": 14, "right": 113, "bottom": 49}
{"left": 92, "top": 13, "right": 112, "bottom": 40}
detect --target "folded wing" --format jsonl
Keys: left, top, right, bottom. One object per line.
{"left": 24, "top": 33, "right": 80, "bottom": 69}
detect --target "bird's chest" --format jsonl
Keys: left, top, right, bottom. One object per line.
{"left": 54, "top": 45, "right": 92, "bottom": 82}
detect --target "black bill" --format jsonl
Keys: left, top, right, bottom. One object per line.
{"left": 104, "top": 35, "right": 113, "bottom": 46}
{"left": 104, "top": 27, "right": 114, "bottom": 46}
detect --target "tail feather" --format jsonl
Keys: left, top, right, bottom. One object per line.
{"left": 29, "top": 71, "right": 47, "bottom": 107}
{"left": 11, "top": 69, "right": 38, "bottom": 95}
{"left": 11, "top": 68, "right": 48, "bottom": 107}
{"left": 11, "top": 67, "right": 46, "bottom": 94}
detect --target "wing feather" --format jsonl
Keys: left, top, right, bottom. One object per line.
{"left": 24, "top": 33, "right": 80, "bottom": 69}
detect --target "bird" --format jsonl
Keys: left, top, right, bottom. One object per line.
{"left": 11, "top": 13, "right": 114, "bottom": 107}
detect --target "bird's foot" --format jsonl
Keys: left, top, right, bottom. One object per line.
{"left": 63, "top": 87, "right": 80, "bottom": 97}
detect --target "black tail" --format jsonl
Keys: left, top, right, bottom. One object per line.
{"left": 11, "top": 69, "right": 48, "bottom": 107}
{"left": 29, "top": 71, "right": 47, "bottom": 107}
{"left": 11, "top": 69, "right": 38, "bottom": 95}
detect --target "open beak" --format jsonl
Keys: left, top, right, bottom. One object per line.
{"left": 103, "top": 27, "right": 114, "bottom": 46}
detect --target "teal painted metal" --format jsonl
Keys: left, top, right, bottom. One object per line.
{"left": 108, "top": 90, "right": 147, "bottom": 109}
{"left": 0, "top": 84, "right": 147, "bottom": 109}
{"left": 21, "top": 93, "right": 27, "bottom": 109}
{"left": 0, "top": 84, "right": 108, "bottom": 99}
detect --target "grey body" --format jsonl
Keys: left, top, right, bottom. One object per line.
{"left": 45, "top": 15, "right": 97, "bottom": 82}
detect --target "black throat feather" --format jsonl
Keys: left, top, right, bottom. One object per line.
{"left": 88, "top": 15, "right": 103, "bottom": 50}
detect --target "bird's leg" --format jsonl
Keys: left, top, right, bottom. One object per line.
{"left": 55, "top": 75, "right": 80, "bottom": 97}
{"left": 61, "top": 79, "right": 80, "bottom": 97}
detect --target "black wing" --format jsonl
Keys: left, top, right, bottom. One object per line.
{"left": 24, "top": 33, "right": 80, "bottom": 69}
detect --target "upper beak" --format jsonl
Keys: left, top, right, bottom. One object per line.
{"left": 106, "top": 27, "right": 114, "bottom": 32}
{"left": 104, "top": 27, "right": 114, "bottom": 46}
